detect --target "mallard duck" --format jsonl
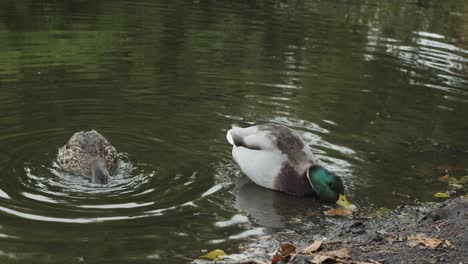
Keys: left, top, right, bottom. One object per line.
{"left": 227, "top": 123, "right": 350, "bottom": 206}
{"left": 57, "top": 130, "right": 118, "bottom": 184}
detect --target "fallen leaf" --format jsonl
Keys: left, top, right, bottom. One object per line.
{"left": 336, "top": 194, "right": 356, "bottom": 209}
{"left": 199, "top": 249, "right": 226, "bottom": 260}
{"left": 289, "top": 217, "right": 302, "bottom": 224}
{"left": 448, "top": 183, "right": 463, "bottom": 190}
{"left": 271, "top": 255, "right": 283, "bottom": 264}
{"left": 407, "top": 234, "right": 441, "bottom": 249}
{"left": 310, "top": 254, "right": 333, "bottom": 264}
{"left": 301, "top": 237, "right": 326, "bottom": 254}
{"left": 376, "top": 229, "right": 387, "bottom": 236}
{"left": 324, "top": 207, "right": 353, "bottom": 217}
{"left": 443, "top": 240, "right": 453, "bottom": 248}
{"left": 279, "top": 242, "right": 296, "bottom": 256}
{"left": 385, "top": 233, "right": 403, "bottom": 245}
{"left": 434, "top": 192, "right": 450, "bottom": 198}
{"left": 324, "top": 248, "right": 349, "bottom": 259}
{"left": 272, "top": 242, "right": 296, "bottom": 264}
{"left": 437, "top": 175, "right": 460, "bottom": 183}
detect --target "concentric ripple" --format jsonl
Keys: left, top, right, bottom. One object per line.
{"left": 0, "top": 130, "right": 203, "bottom": 224}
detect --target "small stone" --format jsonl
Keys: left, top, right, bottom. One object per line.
{"left": 372, "top": 234, "right": 384, "bottom": 242}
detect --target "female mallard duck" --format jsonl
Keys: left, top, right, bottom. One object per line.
{"left": 57, "top": 130, "right": 118, "bottom": 184}
{"left": 227, "top": 123, "right": 350, "bottom": 206}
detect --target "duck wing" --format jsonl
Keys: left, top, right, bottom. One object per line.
{"left": 227, "top": 124, "right": 279, "bottom": 151}
{"left": 227, "top": 123, "right": 308, "bottom": 154}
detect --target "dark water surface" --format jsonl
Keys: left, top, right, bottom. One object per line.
{"left": 0, "top": 0, "right": 467, "bottom": 263}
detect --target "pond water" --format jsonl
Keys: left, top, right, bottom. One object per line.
{"left": 0, "top": 0, "right": 467, "bottom": 263}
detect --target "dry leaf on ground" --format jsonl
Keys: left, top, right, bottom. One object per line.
{"left": 271, "top": 242, "right": 296, "bottom": 264}
{"left": 376, "top": 229, "right": 387, "bottom": 236}
{"left": 301, "top": 237, "right": 326, "bottom": 254}
{"left": 324, "top": 207, "right": 353, "bottom": 217}
{"left": 385, "top": 232, "right": 403, "bottom": 245}
{"left": 324, "top": 248, "right": 349, "bottom": 259}
{"left": 443, "top": 239, "right": 453, "bottom": 248}
{"left": 199, "top": 249, "right": 226, "bottom": 260}
{"left": 448, "top": 183, "right": 463, "bottom": 190}
{"left": 407, "top": 233, "right": 441, "bottom": 249}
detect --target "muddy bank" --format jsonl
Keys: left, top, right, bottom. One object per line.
{"left": 197, "top": 197, "right": 467, "bottom": 264}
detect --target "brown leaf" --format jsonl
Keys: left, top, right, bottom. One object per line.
{"left": 279, "top": 242, "right": 296, "bottom": 256}
{"left": 271, "top": 255, "right": 283, "bottom": 264}
{"left": 407, "top": 233, "right": 441, "bottom": 249}
{"left": 324, "top": 248, "right": 349, "bottom": 259}
{"left": 271, "top": 242, "right": 296, "bottom": 264}
{"left": 324, "top": 207, "right": 353, "bottom": 217}
{"left": 301, "top": 237, "right": 326, "bottom": 254}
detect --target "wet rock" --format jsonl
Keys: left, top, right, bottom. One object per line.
{"left": 371, "top": 234, "right": 384, "bottom": 242}
{"left": 349, "top": 221, "right": 366, "bottom": 235}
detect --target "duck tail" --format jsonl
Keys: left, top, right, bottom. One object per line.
{"left": 226, "top": 129, "right": 235, "bottom": 145}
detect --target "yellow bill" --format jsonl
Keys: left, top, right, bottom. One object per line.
{"left": 336, "top": 194, "right": 354, "bottom": 209}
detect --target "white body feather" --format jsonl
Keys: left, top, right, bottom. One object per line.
{"left": 232, "top": 146, "right": 287, "bottom": 190}
{"left": 227, "top": 125, "right": 291, "bottom": 190}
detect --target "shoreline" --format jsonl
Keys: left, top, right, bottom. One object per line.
{"left": 196, "top": 197, "right": 467, "bottom": 264}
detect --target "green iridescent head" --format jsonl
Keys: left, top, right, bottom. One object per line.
{"left": 307, "top": 165, "right": 345, "bottom": 203}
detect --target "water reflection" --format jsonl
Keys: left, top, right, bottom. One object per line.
{"left": 232, "top": 176, "right": 324, "bottom": 229}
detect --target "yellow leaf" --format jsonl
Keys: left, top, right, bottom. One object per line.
{"left": 434, "top": 192, "right": 450, "bottom": 198}
{"left": 336, "top": 194, "right": 356, "bottom": 209}
{"left": 199, "top": 249, "right": 226, "bottom": 260}
{"left": 301, "top": 237, "right": 326, "bottom": 254}
{"left": 407, "top": 234, "right": 441, "bottom": 249}
{"left": 324, "top": 207, "right": 353, "bottom": 217}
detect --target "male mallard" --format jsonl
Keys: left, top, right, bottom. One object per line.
{"left": 57, "top": 130, "right": 118, "bottom": 184}
{"left": 227, "top": 123, "right": 350, "bottom": 206}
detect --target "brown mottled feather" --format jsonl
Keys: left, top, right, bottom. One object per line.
{"left": 57, "top": 130, "right": 118, "bottom": 177}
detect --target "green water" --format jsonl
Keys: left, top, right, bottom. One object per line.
{"left": 0, "top": 0, "right": 467, "bottom": 263}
